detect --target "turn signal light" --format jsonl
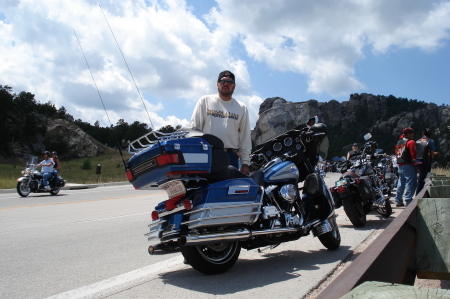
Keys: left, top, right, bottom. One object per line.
{"left": 329, "top": 187, "right": 336, "bottom": 193}
{"left": 354, "top": 178, "right": 361, "bottom": 184}
{"left": 151, "top": 210, "right": 159, "bottom": 221}
{"left": 125, "top": 170, "right": 134, "bottom": 181}
{"left": 184, "top": 199, "right": 192, "bottom": 210}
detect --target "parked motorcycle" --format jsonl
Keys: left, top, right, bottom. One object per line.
{"left": 331, "top": 136, "right": 392, "bottom": 227}
{"left": 125, "top": 123, "right": 340, "bottom": 274}
{"left": 373, "top": 155, "right": 397, "bottom": 195}
{"left": 16, "top": 156, "right": 66, "bottom": 197}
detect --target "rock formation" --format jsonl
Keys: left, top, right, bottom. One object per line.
{"left": 252, "top": 93, "right": 450, "bottom": 163}
{"left": 12, "top": 119, "right": 107, "bottom": 158}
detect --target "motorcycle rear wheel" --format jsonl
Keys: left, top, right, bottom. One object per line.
{"left": 342, "top": 193, "right": 366, "bottom": 227}
{"left": 181, "top": 241, "right": 241, "bottom": 275}
{"left": 318, "top": 217, "right": 341, "bottom": 250}
{"left": 376, "top": 200, "right": 392, "bottom": 217}
{"left": 17, "top": 181, "right": 31, "bottom": 197}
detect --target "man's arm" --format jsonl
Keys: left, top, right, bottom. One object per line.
{"left": 190, "top": 97, "right": 205, "bottom": 131}
{"left": 238, "top": 106, "right": 252, "bottom": 175}
{"left": 407, "top": 139, "right": 417, "bottom": 162}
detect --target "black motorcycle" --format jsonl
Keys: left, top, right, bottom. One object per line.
{"left": 373, "top": 155, "right": 397, "bottom": 196}
{"left": 16, "top": 156, "right": 66, "bottom": 197}
{"left": 331, "top": 138, "right": 392, "bottom": 227}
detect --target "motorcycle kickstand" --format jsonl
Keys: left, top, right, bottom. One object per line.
{"left": 258, "top": 243, "right": 280, "bottom": 253}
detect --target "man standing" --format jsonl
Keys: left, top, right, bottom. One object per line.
{"left": 347, "top": 143, "right": 360, "bottom": 160}
{"left": 394, "top": 127, "right": 418, "bottom": 207}
{"left": 191, "top": 70, "right": 251, "bottom": 175}
{"left": 37, "top": 151, "right": 54, "bottom": 190}
{"left": 416, "top": 128, "right": 439, "bottom": 194}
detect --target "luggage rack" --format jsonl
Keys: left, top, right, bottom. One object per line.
{"left": 128, "top": 130, "right": 189, "bottom": 154}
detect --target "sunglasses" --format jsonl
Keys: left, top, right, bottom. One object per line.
{"left": 218, "top": 79, "right": 235, "bottom": 85}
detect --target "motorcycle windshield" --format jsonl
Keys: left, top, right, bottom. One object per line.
{"left": 28, "top": 156, "right": 39, "bottom": 166}
{"left": 318, "top": 136, "right": 329, "bottom": 160}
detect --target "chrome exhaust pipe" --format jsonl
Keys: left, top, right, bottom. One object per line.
{"left": 180, "top": 227, "right": 299, "bottom": 246}
{"left": 180, "top": 230, "right": 251, "bottom": 246}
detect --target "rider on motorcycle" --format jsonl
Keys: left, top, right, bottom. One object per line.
{"left": 51, "top": 151, "right": 60, "bottom": 184}
{"left": 37, "top": 151, "right": 54, "bottom": 191}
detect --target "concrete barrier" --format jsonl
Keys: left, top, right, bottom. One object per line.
{"left": 341, "top": 281, "right": 450, "bottom": 298}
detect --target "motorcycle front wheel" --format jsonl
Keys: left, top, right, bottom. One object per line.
{"left": 376, "top": 200, "right": 392, "bottom": 217}
{"left": 181, "top": 241, "right": 241, "bottom": 275}
{"left": 17, "top": 181, "right": 31, "bottom": 197}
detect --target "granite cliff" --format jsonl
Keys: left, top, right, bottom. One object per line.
{"left": 11, "top": 119, "right": 107, "bottom": 158}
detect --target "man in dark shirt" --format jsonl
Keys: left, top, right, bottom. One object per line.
{"left": 416, "top": 129, "right": 439, "bottom": 194}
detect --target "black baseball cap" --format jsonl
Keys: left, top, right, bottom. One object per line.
{"left": 217, "top": 70, "right": 235, "bottom": 82}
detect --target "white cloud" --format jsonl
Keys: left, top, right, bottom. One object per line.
{"left": 214, "top": 0, "right": 450, "bottom": 96}
{"left": 0, "top": 0, "right": 449, "bottom": 131}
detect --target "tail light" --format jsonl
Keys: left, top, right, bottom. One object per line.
{"left": 337, "top": 186, "right": 347, "bottom": 194}
{"left": 329, "top": 187, "right": 336, "bottom": 193}
{"left": 156, "top": 153, "right": 180, "bottom": 166}
{"left": 165, "top": 194, "right": 184, "bottom": 211}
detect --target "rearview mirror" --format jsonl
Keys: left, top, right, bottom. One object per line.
{"left": 364, "top": 133, "right": 372, "bottom": 140}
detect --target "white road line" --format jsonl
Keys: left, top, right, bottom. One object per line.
{"left": 47, "top": 255, "right": 185, "bottom": 299}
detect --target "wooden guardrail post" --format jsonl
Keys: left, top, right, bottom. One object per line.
{"left": 316, "top": 199, "right": 418, "bottom": 299}
{"left": 416, "top": 197, "right": 450, "bottom": 280}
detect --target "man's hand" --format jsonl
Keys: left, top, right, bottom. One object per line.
{"left": 240, "top": 164, "right": 250, "bottom": 175}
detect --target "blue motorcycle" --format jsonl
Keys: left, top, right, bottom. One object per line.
{"left": 125, "top": 123, "right": 340, "bottom": 274}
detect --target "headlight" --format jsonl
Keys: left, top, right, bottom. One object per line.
{"left": 280, "top": 184, "right": 298, "bottom": 202}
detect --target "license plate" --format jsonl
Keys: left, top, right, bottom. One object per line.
{"left": 335, "top": 179, "right": 347, "bottom": 186}
{"left": 160, "top": 180, "right": 186, "bottom": 199}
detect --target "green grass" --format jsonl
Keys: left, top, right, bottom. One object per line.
{"left": 0, "top": 150, "right": 133, "bottom": 189}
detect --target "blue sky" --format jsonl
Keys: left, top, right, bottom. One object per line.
{"left": 1, "top": 0, "right": 449, "bottom": 130}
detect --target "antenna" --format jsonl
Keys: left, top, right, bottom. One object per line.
{"left": 99, "top": 5, "right": 164, "bottom": 154}
{"left": 73, "top": 29, "right": 128, "bottom": 171}
{"left": 99, "top": 5, "right": 155, "bottom": 131}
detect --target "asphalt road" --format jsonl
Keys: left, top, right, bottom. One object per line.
{"left": 0, "top": 174, "right": 402, "bottom": 299}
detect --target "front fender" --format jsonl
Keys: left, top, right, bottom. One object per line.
{"left": 17, "top": 177, "right": 29, "bottom": 182}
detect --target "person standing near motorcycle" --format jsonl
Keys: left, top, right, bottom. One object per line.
{"left": 37, "top": 151, "right": 54, "bottom": 191}
{"left": 394, "top": 127, "right": 418, "bottom": 207}
{"left": 51, "top": 151, "right": 60, "bottom": 185}
{"left": 190, "top": 70, "right": 251, "bottom": 175}
{"left": 415, "top": 128, "right": 440, "bottom": 194}
{"left": 347, "top": 143, "right": 360, "bottom": 160}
